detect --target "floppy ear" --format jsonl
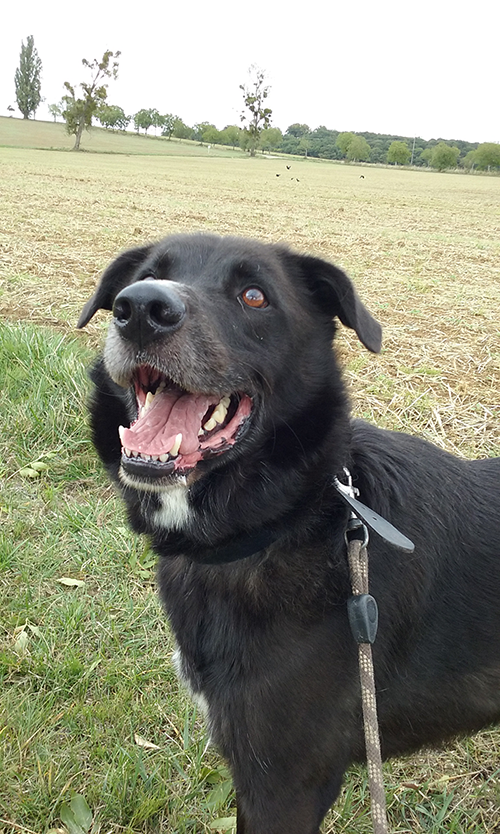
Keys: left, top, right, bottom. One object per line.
{"left": 294, "top": 253, "right": 382, "bottom": 353}
{"left": 77, "top": 244, "right": 153, "bottom": 328}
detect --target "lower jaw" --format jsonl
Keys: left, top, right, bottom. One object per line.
{"left": 119, "top": 455, "right": 185, "bottom": 490}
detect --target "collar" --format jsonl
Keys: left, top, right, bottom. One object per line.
{"left": 193, "top": 466, "right": 414, "bottom": 566}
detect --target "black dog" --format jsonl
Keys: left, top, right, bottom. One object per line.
{"left": 78, "top": 233, "right": 500, "bottom": 834}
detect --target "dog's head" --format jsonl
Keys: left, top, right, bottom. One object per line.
{"left": 78, "top": 233, "right": 381, "bottom": 493}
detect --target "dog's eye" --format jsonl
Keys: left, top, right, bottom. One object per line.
{"left": 241, "top": 288, "right": 268, "bottom": 309}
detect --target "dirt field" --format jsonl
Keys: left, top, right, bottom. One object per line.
{"left": 1, "top": 146, "right": 499, "bottom": 457}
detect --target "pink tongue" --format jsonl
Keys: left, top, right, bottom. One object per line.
{"left": 119, "top": 390, "right": 219, "bottom": 456}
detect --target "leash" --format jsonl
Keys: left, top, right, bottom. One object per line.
{"left": 334, "top": 469, "right": 414, "bottom": 834}
{"left": 347, "top": 525, "right": 389, "bottom": 834}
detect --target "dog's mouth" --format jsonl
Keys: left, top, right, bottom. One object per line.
{"left": 118, "top": 365, "right": 252, "bottom": 483}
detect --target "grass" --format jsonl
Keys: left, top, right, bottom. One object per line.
{"left": 0, "top": 116, "right": 246, "bottom": 157}
{"left": 0, "top": 131, "right": 499, "bottom": 832}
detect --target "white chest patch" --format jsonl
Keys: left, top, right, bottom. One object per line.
{"left": 153, "top": 479, "right": 192, "bottom": 531}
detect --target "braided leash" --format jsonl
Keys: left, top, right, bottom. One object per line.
{"left": 347, "top": 534, "right": 389, "bottom": 834}
{"left": 333, "top": 467, "right": 414, "bottom": 834}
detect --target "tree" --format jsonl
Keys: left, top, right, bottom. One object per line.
{"left": 150, "top": 109, "right": 165, "bottom": 135}
{"left": 193, "top": 122, "right": 219, "bottom": 143}
{"left": 62, "top": 50, "right": 120, "bottom": 150}
{"left": 172, "top": 118, "right": 193, "bottom": 140}
{"left": 239, "top": 65, "right": 272, "bottom": 157}
{"left": 346, "top": 135, "right": 371, "bottom": 162}
{"left": 133, "top": 108, "right": 155, "bottom": 133}
{"left": 430, "top": 142, "right": 460, "bottom": 171}
{"left": 259, "top": 127, "right": 283, "bottom": 153}
{"left": 474, "top": 142, "right": 500, "bottom": 170}
{"left": 14, "top": 36, "right": 42, "bottom": 119}
{"left": 161, "top": 114, "right": 177, "bottom": 139}
{"left": 299, "top": 135, "right": 312, "bottom": 158}
{"left": 285, "top": 123, "right": 311, "bottom": 139}
{"left": 308, "top": 127, "right": 341, "bottom": 160}
{"left": 336, "top": 132, "right": 356, "bottom": 157}
{"left": 387, "top": 140, "right": 411, "bottom": 165}
{"left": 462, "top": 150, "right": 477, "bottom": 171}
{"left": 202, "top": 126, "right": 222, "bottom": 145}
{"left": 420, "top": 148, "right": 433, "bottom": 167}
{"left": 220, "top": 125, "right": 241, "bottom": 149}
{"left": 48, "top": 102, "right": 63, "bottom": 122}
{"left": 95, "top": 104, "right": 129, "bottom": 130}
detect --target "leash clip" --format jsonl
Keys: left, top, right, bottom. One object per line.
{"left": 334, "top": 468, "right": 415, "bottom": 553}
{"left": 337, "top": 468, "right": 370, "bottom": 548}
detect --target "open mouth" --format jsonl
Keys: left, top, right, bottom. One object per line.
{"left": 118, "top": 365, "right": 252, "bottom": 482}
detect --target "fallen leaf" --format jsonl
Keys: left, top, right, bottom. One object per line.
{"left": 19, "top": 467, "right": 40, "bottom": 478}
{"left": 209, "top": 817, "right": 237, "bottom": 832}
{"left": 57, "top": 577, "right": 86, "bottom": 588}
{"left": 134, "top": 733, "right": 160, "bottom": 750}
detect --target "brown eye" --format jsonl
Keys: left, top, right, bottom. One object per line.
{"left": 241, "top": 287, "right": 268, "bottom": 308}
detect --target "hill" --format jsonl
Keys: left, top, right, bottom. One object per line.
{"left": 0, "top": 116, "right": 245, "bottom": 157}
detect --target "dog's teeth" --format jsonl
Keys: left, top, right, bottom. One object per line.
{"left": 203, "top": 417, "right": 217, "bottom": 432}
{"left": 159, "top": 453, "right": 169, "bottom": 463}
{"left": 145, "top": 391, "right": 155, "bottom": 410}
{"left": 156, "top": 380, "right": 166, "bottom": 393}
{"left": 221, "top": 396, "right": 231, "bottom": 408}
{"left": 212, "top": 401, "right": 228, "bottom": 424}
{"left": 168, "top": 433, "right": 182, "bottom": 457}
{"left": 151, "top": 454, "right": 159, "bottom": 461}
{"left": 124, "top": 447, "right": 132, "bottom": 457}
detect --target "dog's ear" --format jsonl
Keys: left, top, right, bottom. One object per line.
{"left": 77, "top": 244, "right": 153, "bottom": 328}
{"left": 294, "top": 253, "right": 382, "bottom": 353}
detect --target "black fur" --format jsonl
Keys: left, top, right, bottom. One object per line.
{"left": 79, "top": 233, "right": 500, "bottom": 834}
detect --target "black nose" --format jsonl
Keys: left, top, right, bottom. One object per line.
{"left": 112, "top": 279, "right": 186, "bottom": 347}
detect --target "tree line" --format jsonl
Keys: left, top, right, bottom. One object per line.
{"left": 12, "top": 36, "right": 500, "bottom": 171}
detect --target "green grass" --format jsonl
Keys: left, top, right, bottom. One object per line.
{"left": 0, "top": 115, "right": 248, "bottom": 157}
{"left": 1, "top": 322, "right": 498, "bottom": 833}
{"left": 0, "top": 322, "right": 237, "bottom": 832}
{"left": 1, "top": 133, "right": 499, "bottom": 832}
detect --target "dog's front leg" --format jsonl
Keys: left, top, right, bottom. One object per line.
{"left": 232, "top": 765, "right": 346, "bottom": 834}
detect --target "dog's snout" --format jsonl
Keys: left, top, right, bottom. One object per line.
{"left": 112, "top": 280, "right": 186, "bottom": 346}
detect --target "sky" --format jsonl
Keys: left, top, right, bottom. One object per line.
{"left": 1, "top": 0, "right": 499, "bottom": 145}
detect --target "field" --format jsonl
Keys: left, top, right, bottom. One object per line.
{"left": 0, "top": 127, "right": 499, "bottom": 834}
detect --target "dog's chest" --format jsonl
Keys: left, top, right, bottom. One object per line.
{"left": 153, "top": 481, "right": 192, "bottom": 531}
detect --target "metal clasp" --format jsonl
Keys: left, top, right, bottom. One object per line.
{"left": 335, "top": 468, "right": 369, "bottom": 549}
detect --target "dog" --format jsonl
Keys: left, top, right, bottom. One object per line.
{"left": 78, "top": 233, "right": 500, "bottom": 834}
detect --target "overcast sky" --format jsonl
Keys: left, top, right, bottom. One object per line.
{"left": 1, "top": 0, "right": 498, "bottom": 144}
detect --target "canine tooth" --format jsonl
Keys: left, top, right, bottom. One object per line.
{"left": 159, "top": 453, "right": 169, "bottom": 463}
{"left": 169, "top": 433, "right": 182, "bottom": 457}
{"left": 203, "top": 417, "right": 217, "bottom": 432}
{"left": 145, "top": 391, "right": 155, "bottom": 410}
